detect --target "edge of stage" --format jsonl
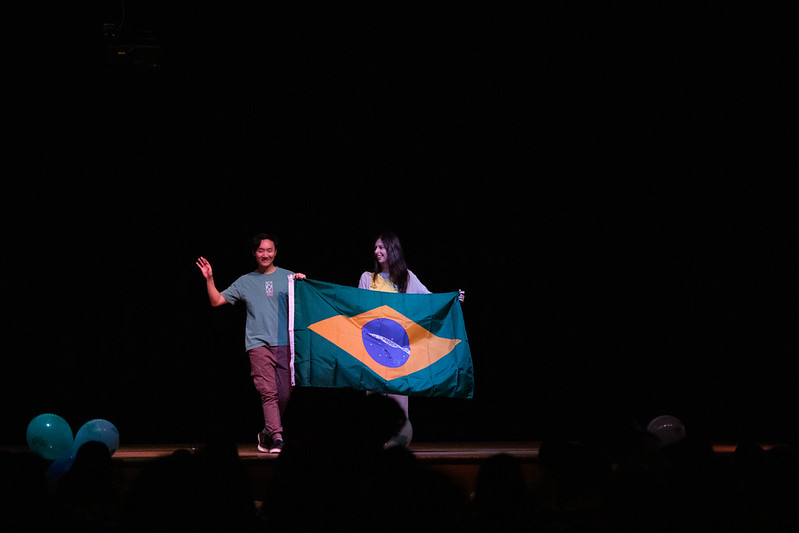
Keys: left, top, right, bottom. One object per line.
{"left": 2, "top": 440, "right": 761, "bottom": 495}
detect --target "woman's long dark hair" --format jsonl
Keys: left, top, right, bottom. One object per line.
{"left": 372, "top": 232, "right": 409, "bottom": 293}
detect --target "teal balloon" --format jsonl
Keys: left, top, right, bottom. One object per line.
{"left": 73, "top": 419, "right": 120, "bottom": 456}
{"left": 26, "top": 413, "right": 74, "bottom": 460}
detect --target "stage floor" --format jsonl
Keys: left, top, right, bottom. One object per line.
{"left": 109, "top": 440, "right": 541, "bottom": 461}
{"left": 3, "top": 440, "right": 749, "bottom": 461}
{"left": 107, "top": 440, "right": 750, "bottom": 460}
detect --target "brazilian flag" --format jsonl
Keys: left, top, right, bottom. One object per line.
{"left": 289, "top": 278, "right": 474, "bottom": 398}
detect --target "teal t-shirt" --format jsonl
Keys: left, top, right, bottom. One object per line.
{"left": 221, "top": 267, "right": 294, "bottom": 350}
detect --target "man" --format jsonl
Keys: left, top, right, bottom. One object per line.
{"left": 196, "top": 233, "right": 305, "bottom": 453}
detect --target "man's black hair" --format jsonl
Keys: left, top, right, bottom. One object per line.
{"left": 251, "top": 233, "right": 279, "bottom": 254}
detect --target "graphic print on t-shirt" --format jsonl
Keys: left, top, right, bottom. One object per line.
{"left": 265, "top": 281, "right": 274, "bottom": 297}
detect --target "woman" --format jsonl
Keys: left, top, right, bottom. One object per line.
{"left": 358, "top": 232, "right": 464, "bottom": 447}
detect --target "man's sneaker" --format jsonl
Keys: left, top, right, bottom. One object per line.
{"left": 269, "top": 437, "right": 283, "bottom": 454}
{"left": 257, "top": 431, "right": 271, "bottom": 453}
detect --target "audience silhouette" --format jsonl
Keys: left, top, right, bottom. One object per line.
{"left": 3, "top": 406, "right": 799, "bottom": 532}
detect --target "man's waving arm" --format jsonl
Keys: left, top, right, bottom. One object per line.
{"left": 196, "top": 256, "right": 229, "bottom": 307}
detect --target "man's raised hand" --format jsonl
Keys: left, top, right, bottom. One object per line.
{"left": 196, "top": 256, "right": 214, "bottom": 279}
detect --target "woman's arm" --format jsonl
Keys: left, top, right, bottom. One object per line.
{"left": 358, "top": 271, "right": 372, "bottom": 289}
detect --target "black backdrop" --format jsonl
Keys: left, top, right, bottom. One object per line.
{"left": 1, "top": 2, "right": 795, "bottom": 446}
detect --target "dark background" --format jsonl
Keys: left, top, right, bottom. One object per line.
{"left": 1, "top": 2, "right": 795, "bottom": 446}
